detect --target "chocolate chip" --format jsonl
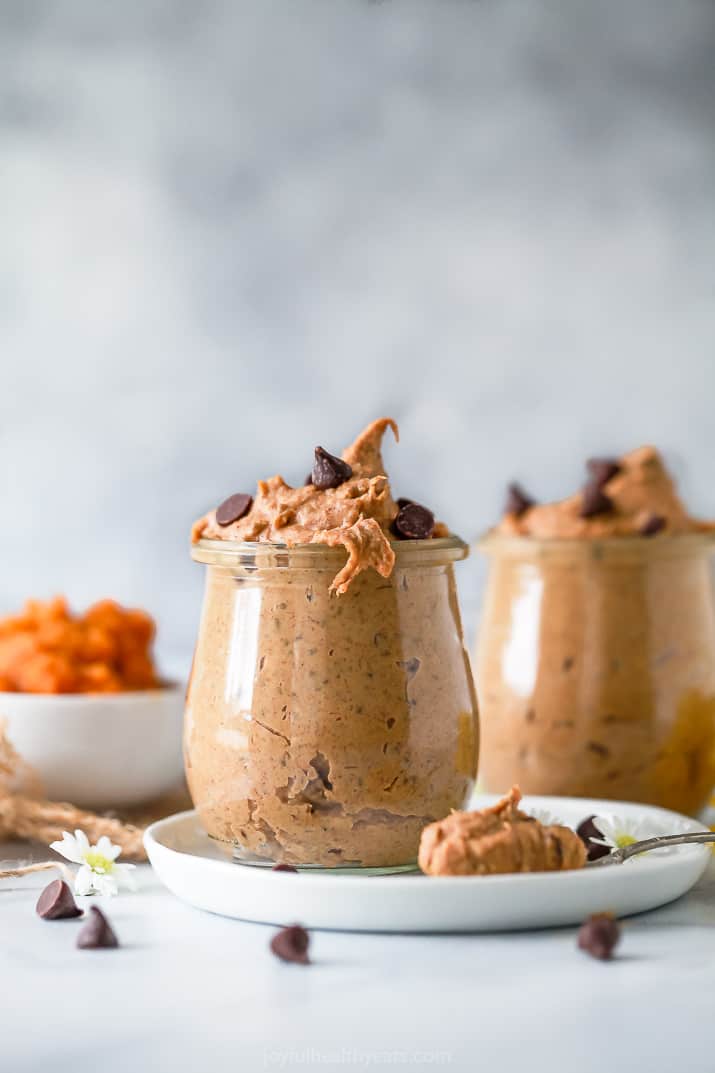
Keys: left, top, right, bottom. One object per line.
{"left": 640, "top": 514, "right": 666, "bottom": 537}
{"left": 76, "top": 906, "right": 119, "bottom": 949}
{"left": 504, "top": 482, "right": 536, "bottom": 517}
{"left": 580, "top": 482, "right": 613, "bottom": 518}
{"left": 216, "top": 493, "right": 253, "bottom": 527}
{"left": 577, "top": 912, "right": 621, "bottom": 960}
{"left": 304, "top": 473, "right": 313, "bottom": 486}
{"left": 576, "top": 816, "right": 610, "bottom": 861}
{"left": 270, "top": 924, "right": 310, "bottom": 964}
{"left": 396, "top": 497, "right": 414, "bottom": 510}
{"left": 272, "top": 863, "right": 298, "bottom": 873}
{"left": 393, "top": 503, "right": 435, "bottom": 540}
{"left": 312, "top": 447, "right": 353, "bottom": 491}
{"left": 35, "top": 879, "right": 82, "bottom": 920}
{"left": 586, "top": 458, "right": 621, "bottom": 488}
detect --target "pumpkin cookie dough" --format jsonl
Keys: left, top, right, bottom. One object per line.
{"left": 418, "top": 786, "right": 586, "bottom": 875}
{"left": 498, "top": 446, "right": 715, "bottom": 540}
{"left": 192, "top": 417, "right": 448, "bottom": 595}
{"left": 187, "top": 419, "right": 477, "bottom": 867}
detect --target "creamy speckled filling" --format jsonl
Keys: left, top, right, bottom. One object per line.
{"left": 476, "top": 535, "right": 715, "bottom": 815}
{"left": 185, "top": 541, "right": 478, "bottom": 867}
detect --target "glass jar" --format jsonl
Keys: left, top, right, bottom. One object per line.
{"left": 476, "top": 533, "right": 715, "bottom": 815}
{"left": 186, "top": 536, "right": 478, "bottom": 867}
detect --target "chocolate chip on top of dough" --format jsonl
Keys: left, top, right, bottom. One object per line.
{"left": 311, "top": 446, "right": 353, "bottom": 490}
{"left": 640, "top": 514, "right": 666, "bottom": 537}
{"left": 586, "top": 458, "right": 621, "bottom": 488}
{"left": 393, "top": 502, "right": 436, "bottom": 541}
{"left": 504, "top": 482, "right": 536, "bottom": 518}
{"left": 580, "top": 481, "right": 613, "bottom": 519}
{"left": 216, "top": 493, "right": 253, "bottom": 527}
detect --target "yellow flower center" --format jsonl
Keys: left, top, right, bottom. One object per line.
{"left": 83, "top": 851, "right": 114, "bottom": 874}
{"left": 616, "top": 834, "right": 637, "bottom": 848}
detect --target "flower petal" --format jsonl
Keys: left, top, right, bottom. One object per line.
{"left": 96, "top": 836, "right": 121, "bottom": 862}
{"left": 590, "top": 816, "right": 619, "bottom": 847}
{"left": 50, "top": 833, "right": 84, "bottom": 864}
{"left": 96, "top": 873, "right": 118, "bottom": 897}
{"left": 74, "top": 864, "right": 95, "bottom": 896}
{"left": 74, "top": 830, "right": 91, "bottom": 856}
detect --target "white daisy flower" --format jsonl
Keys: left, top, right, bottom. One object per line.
{"left": 50, "top": 830, "right": 136, "bottom": 897}
{"left": 590, "top": 814, "right": 670, "bottom": 857}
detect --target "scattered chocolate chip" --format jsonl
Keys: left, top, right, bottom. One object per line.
{"left": 216, "top": 493, "right": 253, "bottom": 527}
{"left": 562, "top": 657, "right": 574, "bottom": 672}
{"left": 312, "top": 447, "right": 353, "bottom": 490}
{"left": 35, "top": 879, "right": 82, "bottom": 920}
{"left": 640, "top": 514, "right": 666, "bottom": 537}
{"left": 76, "top": 906, "right": 119, "bottom": 949}
{"left": 393, "top": 502, "right": 435, "bottom": 540}
{"left": 396, "top": 497, "right": 414, "bottom": 510}
{"left": 580, "top": 482, "right": 613, "bottom": 518}
{"left": 272, "top": 863, "right": 298, "bottom": 873}
{"left": 577, "top": 912, "right": 621, "bottom": 960}
{"left": 586, "top": 458, "right": 621, "bottom": 488}
{"left": 504, "top": 482, "right": 536, "bottom": 517}
{"left": 270, "top": 924, "right": 310, "bottom": 964}
{"left": 576, "top": 816, "right": 610, "bottom": 861}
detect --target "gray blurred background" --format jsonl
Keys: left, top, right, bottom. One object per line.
{"left": 1, "top": 0, "right": 714, "bottom": 674}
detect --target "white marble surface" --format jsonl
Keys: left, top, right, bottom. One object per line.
{"left": 3, "top": 840, "right": 715, "bottom": 1073}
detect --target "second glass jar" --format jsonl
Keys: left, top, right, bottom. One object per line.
{"left": 476, "top": 532, "right": 715, "bottom": 815}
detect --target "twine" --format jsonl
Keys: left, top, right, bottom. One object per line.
{"left": 0, "top": 794, "right": 146, "bottom": 859}
{"left": 0, "top": 859, "right": 75, "bottom": 883}
{"left": 0, "top": 719, "right": 186, "bottom": 864}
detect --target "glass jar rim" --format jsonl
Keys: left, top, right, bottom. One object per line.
{"left": 191, "top": 533, "right": 468, "bottom": 568}
{"left": 477, "top": 528, "right": 715, "bottom": 562}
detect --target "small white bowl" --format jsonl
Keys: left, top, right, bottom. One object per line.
{"left": 0, "top": 684, "right": 185, "bottom": 809}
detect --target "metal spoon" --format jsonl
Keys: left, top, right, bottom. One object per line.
{"left": 587, "top": 830, "right": 715, "bottom": 866}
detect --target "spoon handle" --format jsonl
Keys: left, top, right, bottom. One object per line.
{"left": 589, "top": 830, "right": 715, "bottom": 866}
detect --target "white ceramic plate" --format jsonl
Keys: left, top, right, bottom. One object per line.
{"left": 144, "top": 796, "right": 711, "bottom": 933}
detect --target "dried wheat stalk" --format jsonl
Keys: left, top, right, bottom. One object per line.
{"left": 0, "top": 720, "right": 148, "bottom": 860}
